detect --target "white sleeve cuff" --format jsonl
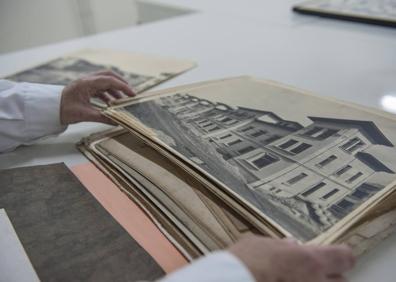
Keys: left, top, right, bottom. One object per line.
{"left": 0, "top": 81, "right": 68, "bottom": 152}
{"left": 21, "top": 82, "right": 67, "bottom": 139}
{"left": 159, "top": 251, "right": 255, "bottom": 282}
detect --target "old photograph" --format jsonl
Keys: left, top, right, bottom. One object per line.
{"left": 120, "top": 78, "right": 396, "bottom": 241}
{"left": 5, "top": 49, "right": 196, "bottom": 94}
{"left": 6, "top": 57, "right": 154, "bottom": 87}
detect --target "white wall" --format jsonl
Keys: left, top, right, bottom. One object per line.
{"left": 0, "top": 0, "right": 138, "bottom": 54}
{"left": 81, "top": 0, "right": 138, "bottom": 34}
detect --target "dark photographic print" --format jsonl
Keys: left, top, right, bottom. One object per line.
{"left": 5, "top": 49, "right": 195, "bottom": 93}
{"left": 7, "top": 57, "right": 153, "bottom": 87}
{"left": 120, "top": 78, "right": 396, "bottom": 241}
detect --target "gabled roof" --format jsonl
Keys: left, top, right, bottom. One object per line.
{"left": 308, "top": 117, "right": 394, "bottom": 147}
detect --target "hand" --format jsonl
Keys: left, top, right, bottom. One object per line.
{"left": 60, "top": 71, "right": 135, "bottom": 125}
{"left": 229, "top": 235, "right": 355, "bottom": 282}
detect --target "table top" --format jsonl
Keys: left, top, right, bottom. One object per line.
{"left": 0, "top": 1, "right": 395, "bottom": 281}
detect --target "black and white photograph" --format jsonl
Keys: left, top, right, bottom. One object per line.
{"left": 3, "top": 1, "right": 395, "bottom": 281}
{"left": 7, "top": 57, "right": 154, "bottom": 87}
{"left": 121, "top": 78, "right": 396, "bottom": 241}
{"left": 5, "top": 49, "right": 195, "bottom": 94}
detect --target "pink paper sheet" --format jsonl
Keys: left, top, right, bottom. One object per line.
{"left": 71, "top": 162, "right": 188, "bottom": 273}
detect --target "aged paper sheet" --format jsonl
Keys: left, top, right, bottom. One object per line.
{"left": 106, "top": 76, "right": 396, "bottom": 242}
{"left": 5, "top": 49, "right": 196, "bottom": 96}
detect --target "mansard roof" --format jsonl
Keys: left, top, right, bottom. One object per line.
{"left": 308, "top": 117, "right": 393, "bottom": 147}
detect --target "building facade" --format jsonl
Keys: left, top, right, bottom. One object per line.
{"left": 159, "top": 93, "right": 396, "bottom": 228}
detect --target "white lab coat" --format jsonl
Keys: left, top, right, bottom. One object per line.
{"left": 0, "top": 80, "right": 66, "bottom": 152}
{"left": 0, "top": 79, "right": 254, "bottom": 282}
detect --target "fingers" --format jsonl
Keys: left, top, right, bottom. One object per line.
{"left": 83, "top": 107, "right": 117, "bottom": 125}
{"left": 93, "top": 70, "right": 129, "bottom": 84}
{"left": 96, "top": 90, "right": 124, "bottom": 105}
{"left": 107, "top": 89, "right": 123, "bottom": 99}
{"left": 96, "top": 92, "right": 112, "bottom": 104}
{"left": 308, "top": 245, "right": 355, "bottom": 276}
{"left": 61, "top": 73, "right": 133, "bottom": 124}
{"left": 90, "top": 76, "right": 136, "bottom": 97}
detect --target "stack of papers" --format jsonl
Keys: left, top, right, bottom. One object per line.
{"left": 79, "top": 76, "right": 396, "bottom": 258}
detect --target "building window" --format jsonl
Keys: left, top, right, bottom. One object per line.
{"left": 228, "top": 139, "right": 242, "bottom": 146}
{"left": 252, "top": 153, "right": 279, "bottom": 169}
{"left": 317, "top": 155, "right": 337, "bottom": 167}
{"left": 303, "top": 126, "right": 338, "bottom": 140}
{"left": 304, "top": 127, "right": 338, "bottom": 140}
{"left": 316, "top": 129, "right": 338, "bottom": 139}
{"left": 208, "top": 126, "right": 220, "bottom": 132}
{"left": 286, "top": 173, "right": 308, "bottom": 185}
{"left": 358, "top": 182, "right": 382, "bottom": 193}
{"left": 348, "top": 141, "right": 365, "bottom": 152}
{"left": 219, "top": 134, "right": 232, "bottom": 139}
{"left": 279, "top": 139, "right": 298, "bottom": 149}
{"left": 290, "top": 143, "right": 312, "bottom": 154}
{"left": 322, "top": 188, "right": 339, "bottom": 200}
{"left": 238, "top": 146, "right": 255, "bottom": 154}
{"left": 337, "top": 199, "right": 354, "bottom": 210}
{"left": 206, "top": 111, "right": 217, "bottom": 117}
{"left": 251, "top": 130, "right": 267, "bottom": 138}
{"left": 198, "top": 120, "right": 210, "bottom": 125}
{"left": 304, "top": 127, "right": 323, "bottom": 137}
{"left": 335, "top": 165, "right": 351, "bottom": 176}
{"left": 240, "top": 126, "right": 254, "bottom": 132}
{"left": 341, "top": 137, "right": 365, "bottom": 153}
{"left": 350, "top": 189, "right": 368, "bottom": 200}
{"left": 221, "top": 117, "right": 233, "bottom": 123}
{"left": 346, "top": 172, "right": 363, "bottom": 183}
{"left": 265, "top": 135, "right": 281, "bottom": 143}
{"left": 350, "top": 183, "right": 382, "bottom": 200}
{"left": 330, "top": 199, "right": 355, "bottom": 218}
{"left": 275, "top": 139, "right": 312, "bottom": 154}
{"left": 202, "top": 123, "right": 214, "bottom": 128}
{"left": 302, "top": 182, "right": 326, "bottom": 197}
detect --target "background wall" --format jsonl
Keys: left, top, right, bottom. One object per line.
{"left": 0, "top": 0, "right": 192, "bottom": 54}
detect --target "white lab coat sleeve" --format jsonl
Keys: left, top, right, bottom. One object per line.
{"left": 0, "top": 79, "right": 67, "bottom": 153}
{"left": 158, "top": 251, "right": 255, "bottom": 282}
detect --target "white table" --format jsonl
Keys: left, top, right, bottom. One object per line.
{"left": 0, "top": 2, "right": 396, "bottom": 281}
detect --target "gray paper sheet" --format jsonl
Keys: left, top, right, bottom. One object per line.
{"left": 0, "top": 163, "right": 164, "bottom": 282}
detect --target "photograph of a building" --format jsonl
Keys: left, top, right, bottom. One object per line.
{"left": 7, "top": 57, "right": 153, "bottom": 87}
{"left": 126, "top": 93, "right": 396, "bottom": 240}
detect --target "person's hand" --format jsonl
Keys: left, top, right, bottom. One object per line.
{"left": 229, "top": 235, "right": 355, "bottom": 282}
{"left": 60, "top": 71, "right": 135, "bottom": 125}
